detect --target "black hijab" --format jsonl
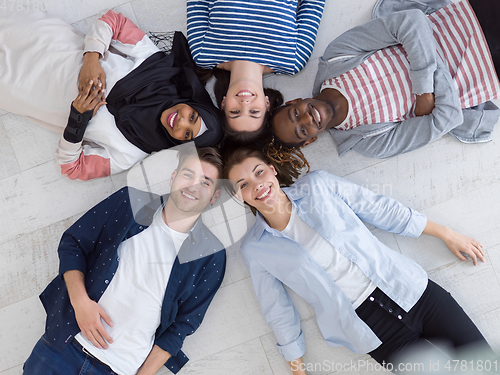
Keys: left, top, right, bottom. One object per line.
{"left": 106, "top": 32, "right": 222, "bottom": 154}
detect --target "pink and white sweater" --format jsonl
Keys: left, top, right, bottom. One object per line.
{"left": 0, "top": 9, "right": 160, "bottom": 180}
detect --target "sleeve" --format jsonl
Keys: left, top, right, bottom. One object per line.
{"left": 329, "top": 59, "right": 463, "bottom": 159}
{"left": 84, "top": 9, "right": 158, "bottom": 60}
{"left": 313, "top": 9, "right": 437, "bottom": 95}
{"left": 57, "top": 187, "right": 130, "bottom": 276}
{"left": 186, "top": 0, "right": 210, "bottom": 63}
{"left": 294, "top": 0, "right": 325, "bottom": 72}
{"left": 241, "top": 246, "right": 306, "bottom": 361}
{"left": 54, "top": 137, "right": 111, "bottom": 181}
{"left": 154, "top": 251, "right": 226, "bottom": 359}
{"left": 317, "top": 171, "right": 427, "bottom": 237}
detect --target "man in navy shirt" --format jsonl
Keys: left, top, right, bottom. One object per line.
{"left": 24, "top": 146, "right": 226, "bottom": 375}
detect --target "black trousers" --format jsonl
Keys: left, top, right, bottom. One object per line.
{"left": 356, "top": 280, "right": 494, "bottom": 373}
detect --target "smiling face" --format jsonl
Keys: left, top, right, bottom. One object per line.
{"left": 161, "top": 103, "right": 202, "bottom": 141}
{"left": 222, "top": 79, "right": 270, "bottom": 132}
{"left": 169, "top": 155, "right": 220, "bottom": 214}
{"left": 228, "top": 156, "right": 281, "bottom": 213}
{"left": 272, "top": 98, "right": 335, "bottom": 145}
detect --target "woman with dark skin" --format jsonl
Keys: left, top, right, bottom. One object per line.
{"left": 0, "top": 9, "right": 221, "bottom": 180}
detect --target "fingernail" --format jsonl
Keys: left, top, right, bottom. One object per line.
{"left": 89, "top": 80, "right": 93, "bottom": 84}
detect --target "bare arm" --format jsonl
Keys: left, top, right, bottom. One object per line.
{"left": 136, "top": 345, "right": 172, "bottom": 375}
{"left": 64, "top": 270, "right": 114, "bottom": 349}
{"left": 422, "top": 220, "right": 485, "bottom": 265}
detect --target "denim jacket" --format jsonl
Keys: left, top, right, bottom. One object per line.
{"left": 240, "top": 170, "right": 428, "bottom": 361}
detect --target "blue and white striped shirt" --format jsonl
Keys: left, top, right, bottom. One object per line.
{"left": 187, "top": 0, "right": 325, "bottom": 75}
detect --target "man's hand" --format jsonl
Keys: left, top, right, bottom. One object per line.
{"left": 63, "top": 270, "right": 113, "bottom": 349}
{"left": 73, "top": 296, "right": 114, "bottom": 349}
{"left": 78, "top": 52, "right": 106, "bottom": 91}
{"left": 414, "top": 93, "right": 435, "bottom": 116}
{"left": 72, "top": 79, "right": 107, "bottom": 117}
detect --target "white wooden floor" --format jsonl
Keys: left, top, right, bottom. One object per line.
{"left": 1, "top": 1, "right": 500, "bottom": 374}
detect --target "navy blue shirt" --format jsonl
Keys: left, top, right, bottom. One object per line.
{"left": 39, "top": 187, "right": 226, "bottom": 373}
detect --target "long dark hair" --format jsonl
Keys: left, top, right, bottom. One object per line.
{"left": 196, "top": 67, "right": 284, "bottom": 143}
{"left": 222, "top": 139, "right": 309, "bottom": 215}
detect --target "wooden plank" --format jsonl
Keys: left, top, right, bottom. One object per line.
{"left": 2, "top": 114, "right": 60, "bottom": 172}
{"left": 260, "top": 317, "right": 389, "bottom": 375}
{"left": 0, "top": 161, "right": 115, "bottom": 245}
{"left": 175, "top": 339, "right": 273, "bottom": 375}
{"left": 0, "top": 296, "right": 45, "bottom": 371}
{"left": 0, "top": 365, "right": 23, "bottom": 375}
{"left": 0, "top": 118, "right": 20, "bottom": 181}
{"left": 343, "top": 137, "right": 500, "bottom": 212}
{"left": 0, "top": 215, "right": 79, "bottom": 309}
{"left": 72, "top": 3, "right": 140, "bottom": 35}
{"left": 396, "top": 181, "right": 500, "bottom": 273}
{"left": 131, "top": 0, "right": 187, "bottom": 35}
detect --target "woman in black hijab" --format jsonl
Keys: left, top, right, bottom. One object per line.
{"left": 0, "top": 9, "right": 222, "bottom": 180}
{"left": 105, "top": 31, "right": 222, "bottom": 154}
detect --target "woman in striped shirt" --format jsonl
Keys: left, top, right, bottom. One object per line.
{"left": 187, "top": 0, "right": 325, "bottom": 141}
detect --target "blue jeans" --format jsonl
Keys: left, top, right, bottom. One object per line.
{"left": 23, "top": 335, "right": 118, "bottom": 375}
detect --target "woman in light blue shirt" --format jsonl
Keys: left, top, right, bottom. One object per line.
{"left": 223, "top": 144, "right": 492, "bottom": 374}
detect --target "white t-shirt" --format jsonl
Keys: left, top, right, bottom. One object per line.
{"left": 281, "top": 209, "right": 376, "bottom": 309}
{"left": 76, "top": 207, "right": 188, "bottom": 375}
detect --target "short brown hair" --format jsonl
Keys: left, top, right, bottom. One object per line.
{"left": 177, "top": 146, "right": 223, "bottom": 186}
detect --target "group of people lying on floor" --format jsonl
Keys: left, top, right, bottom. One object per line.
{"left": 1, "top": 0, "right": 499, "bottom": 374}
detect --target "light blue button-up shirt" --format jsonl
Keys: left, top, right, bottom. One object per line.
{"left": 240, "top": 170, "right": 428, "bottom": 361}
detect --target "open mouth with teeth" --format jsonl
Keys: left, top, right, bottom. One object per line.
{"left": 166, "top": 111, "right": 178, "bottom": 129}
{"left": 256, "top": 186, "right": 271, "bottom": 200}
{"left": 181, "top": 190, "right": 198, "bottom": 200}
{"left": 236, "top": 90, "right": 255, "bottom": 98}
{"left": 311, "top": 105, "right": 321, "bottom": 128}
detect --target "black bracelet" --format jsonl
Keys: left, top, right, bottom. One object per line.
{"left": 63, "top": 105, "right": 94, "bottom": 143}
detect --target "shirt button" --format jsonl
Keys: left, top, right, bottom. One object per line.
{"left": 369, "top": 296, "right": 375, "bottom": 302}
{"left": 388, "top": 309, "right": 393, "bottom": 313}
{"left": 105, "top": 280, "right": 109, "bottom": 284}
{"left": 398, "top": 315, "right": 403, "bottom": 320}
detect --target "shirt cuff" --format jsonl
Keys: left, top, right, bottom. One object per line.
{"left": 410, "top": 70, "right": 435, "bottom": 95}
{"left": 84, "top": 39, "right": 106, "bottom": 57}
{"left": 400, "top": 209, "right": 427, "bottom": 238}
{"left": 277, "top": 330, "right": 306, "bottom": 362}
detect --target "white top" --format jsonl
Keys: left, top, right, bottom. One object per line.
{"left": 76, "top": 207, "right": 188, "bottom": 375}
{"left": 281, "top": 208, "right": 376, "bottom": 309}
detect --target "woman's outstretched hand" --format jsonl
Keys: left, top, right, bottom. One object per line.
{"left": 423, "top": 220, "right": 485, "bottom": 265}
{"left": 72, "top": 79, "right": 107, "bottom": 117}
{"left": 78, "top": 52, "right": 106, "bottom": 92}
{"left": 442, "top": 228, "right": 485, "bottom": 265}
